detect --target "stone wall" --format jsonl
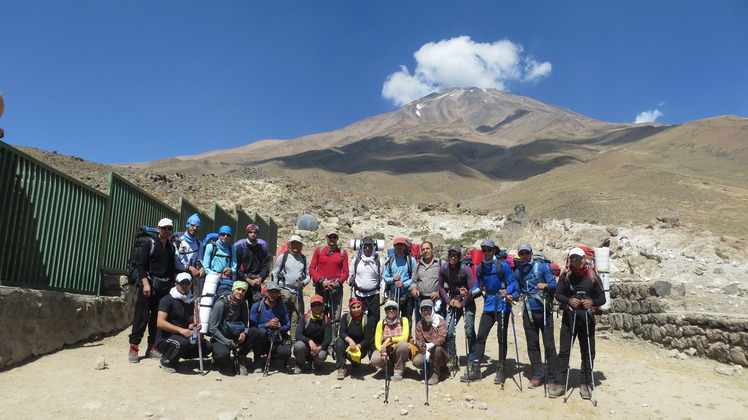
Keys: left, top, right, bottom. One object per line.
{"left": 599, "top": 281, "right": 748, "bottom": 367}
{"left": 0, "top": 276, "right": 136, "bottom": 370}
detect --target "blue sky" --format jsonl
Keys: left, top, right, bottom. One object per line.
{"left": 1, "top": 1, "right": 746, "bottom": 164}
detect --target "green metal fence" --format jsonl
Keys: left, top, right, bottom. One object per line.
{"left": 0, "top": 142, "right": 108, "bottom": 293}
{"left": 0, "top": 141, "right": 279, "bottom": 295}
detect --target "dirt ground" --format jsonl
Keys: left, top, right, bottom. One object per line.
{"left": 2, "top": 304, "right": 746, "bottom": 420}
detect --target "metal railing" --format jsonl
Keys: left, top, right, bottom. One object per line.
{"left": 0, "top": 141, "right": 278, "bottom": 294}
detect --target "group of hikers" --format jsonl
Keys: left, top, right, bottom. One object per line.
{"left": 127, "top": 214, "right": 606, "bottom": 402}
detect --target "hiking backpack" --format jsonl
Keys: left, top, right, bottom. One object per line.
{"left": 126, "top": 226, "right": 158, "bottom": 286}
{"left": 275, "top": 251, "right": 307, "bottom": 284}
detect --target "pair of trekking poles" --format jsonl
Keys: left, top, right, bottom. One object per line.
{"left": 562, "top": 305, "right": 598, "bottom": 406}
{"left": 491, "top": 293, "right": 523, "bottom": 391}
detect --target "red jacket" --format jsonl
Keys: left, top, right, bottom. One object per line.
{"left": 310, "top": 247, "right": 349, "bottom": 285}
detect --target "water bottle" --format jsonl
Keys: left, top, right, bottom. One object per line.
{"left": 190, "top": 328, "right": 197, "bottom": 344}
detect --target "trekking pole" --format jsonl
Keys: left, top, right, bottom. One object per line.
{"left": 263, "top": 328, "right": 275, "bottom": 377}
{"left": 193, "top": 298, "right": 204, "bottom": 375}
{"left": 422, "top": 343, "right": 430, "bottom": 406}
{"left": 447, "top": 306, "right": 458, "bottom": 378}
{"left": 296, "top": 281, "right": 304, "bottom": 319}
{"left": 509, "top": 306, "right": 523, "bottom": 392}
{"left": 496, "top": 292, "right": 505, "bottom": 389}
{"left": 543, "top": 295, "right": 548, "bottom": 398}
{"left": 563, "top": 310, "right": 578, "bottom": 403}
{"left": 383, "top": 350, "right": 390, "bottom": 404}
{"left": 584, "top": 310, "right": 598, "bottom": 406}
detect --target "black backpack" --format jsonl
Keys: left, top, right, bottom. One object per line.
{"left": 126, "top": 226, "right": 158, "bottom": 286}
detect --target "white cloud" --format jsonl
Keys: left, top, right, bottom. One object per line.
{"left": 634, "top": 108, "right": 664, "bottom": 123}
{"left": 382, "top": 36, "right": 552, "bottom": 107}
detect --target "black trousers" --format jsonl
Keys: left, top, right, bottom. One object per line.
{"left": 212, "top": 338, "right": 252, "bottom": 363}
{"left": 247, "top": 327, "right": 292, "bottom": 362}
{"left": 158, "top": 334, "right": 212, "bottom": 364}
{"left": 357, "top": 293, "right": 381, "bottom": 328}
{"left": 474, "top": 309, "right": 511, "bottom": 364}
{"left": 523, "top": 307, "right": 560, "bottom": 384}
{"left": 128, "top": 285, "right": 170, "bottom": 347}
{"left": 557, "top": 309, "right": 596, "bottom": 385}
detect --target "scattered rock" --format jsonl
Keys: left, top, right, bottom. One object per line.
{"left": 93, "top": 356, "right": 107, "bottom": 370}
{"left": 399, "top": 409, "right": 408, "bottom": 416}
{"left": 464, "top": 394, "right": 476, "bottom": 402}
{"left": 477, "top": 402, "right": 488, "bottom": 410}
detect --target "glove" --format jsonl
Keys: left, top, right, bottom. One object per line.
{"left": 424, "top": 343, "right": 435, "bottom": 351}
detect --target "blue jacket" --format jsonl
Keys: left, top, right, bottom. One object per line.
{"left": 384, "top": 254, "right": 417, "bottom": 295}
{"left": 514, "top": 261, "right": 556, "bottom": 311}
{"left": 203, "top": 241, "right": 237, "bottom": 278}
{"left": 250, "top": 299, "right": 291, "bottom": 341}
{"left": 473, "top": 257, "right": 519, "bottom": 313}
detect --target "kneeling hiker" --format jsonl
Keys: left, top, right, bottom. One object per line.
{"left": 156, "top": 273, "right": 212, "bottom": 373}
{"left": 412, "top": 299, "right": 448, "bottom": 385}
{"left": 552, "top": 247, "right": 606, "bottom": 400}
{"left": 208, "top": 280, "right": 252, "bottom": 376}
{"left": 293, "top": 294, "right": 333, "bottom": 374}
{"left": 371, "top": 300, "right": 413, "bottom": 381}
{"left": 248, "top": 283, "right": 292, "bottom": 373}
{"left": 335, "top": 299, "right": 372, "bottom": 379}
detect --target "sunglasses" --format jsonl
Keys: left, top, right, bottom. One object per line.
{"left": 519, "top": 251, "right": 532, "bottom": 256}
{"left": 161, "top": 226, "right": 174, "bottom": 230}
{"left": 327, "top": 235, "right": 339, "bottom": 240}
{"left": 570, "top": 256, "right": 584, "bottom": 261}
{"left": 420, "top": 307, "right": 433, "bottom": 312}
{"left": 448, "top": 253, "right": 460, "bottom": 259}
{"left": 310, "top": 302, "right": 324, "bottom": 307}
{"left": 188, "top": 224, "right": 200, "bottom": 228}
{"left": 177, "top": 281, "right": 191, "bottom": 286}
{"left": 385, "top": 307, "right": 397, "bottom": 311}
{"left": 481, "top": 247, "right": 494, "bottom": 252}
{"left": 220, "top": 233, "right": 231, "bottom": 237}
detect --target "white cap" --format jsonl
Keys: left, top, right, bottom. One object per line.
{"left": 569, "top": 247, "right": 585, "bottom": 257}
{"left": 158, "top": 218, "right": 174, "bottom": 228}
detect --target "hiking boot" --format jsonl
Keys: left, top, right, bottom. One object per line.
{"left": 494, "top": 368, "right": 505, "bottom": 385}
{"left": 313, "top": 362, "right": 324, "bottom": 374}
{"left": 238, "top": 357, "right": 249, "bottom": 376}
{"left": 148, "top": 345, "right": 163, "bottom": 360}
{"left": 580, "top": 384, "right": 592, "bottom": 400}
{"left": 293, "top": 365, "right": 303, "bottom": 374}
{"left": 337, "top": 367, "right": 346, "bottom": 380}
{"left": 428, "top": 370, "right": 440, "bottom": 385}
{"left": 392, "top": 371, "right": 404, "bottom": 381}
{"left": 460, "top": 362, "right": 481, "bottom": 382}
{"left": 448, "top": 358, "right": 459, "bottom": 375}
{"left": 254, "top": 359, "right": 264, "bottom": 374}
{"left": 128, "top": 344, "right": 139, "bottom": 363}
{"left": 548, "top": 384, "right": 565, "bottom": 399}
{"left": 160, "top": 359, "right": 176, "bottom": 373}
{"left": 528, "top": 378, "right": 544, "bottom": 389}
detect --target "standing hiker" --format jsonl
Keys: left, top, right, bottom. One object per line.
{"left": 128, "top": 218, "right": 176, "bottom": 363}
{"left": 174, "top": 213, "right": 204, "bottom": 290}
{"left": 463, "top": 240, "right": 519, "bottom": 383}
{"left": 384, "top": 237, "right": 417, "bottom": 326}
{"left": 310, "top": 228, "right": 349, "bottom": 324}
{"left": 236, "top": 224, "right": 271, "bottom": 305}
{"left": 438, "top": 244, "right": 477, "bottom": 377}
{"left": 203, "top": 225, "right": 237, "bottom": 297}
{"left": 412, "top": 299, "right": 448, "bottom": 385}
{"left": 208, "top": 280, "right": 252, "bottom": 376}
{"left": 513, "top": 242, "right": 560, "bottom": 391}
{"left": 272, "top": 234, "right": 310, "bottom": 339}
{"left": 155, "top": 272, "right": 212, "bottom": 373}
{"left": 348, "top": 236, "right": 384, "bottom": 328}
{"left": 552, "top": 247, "right": 606, "bottom": 399}
{"left": 410, "top": 241, "right": 446, "bottom": 320}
